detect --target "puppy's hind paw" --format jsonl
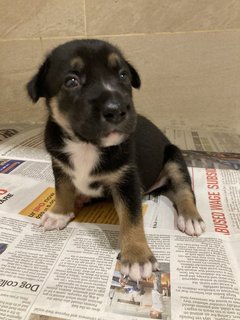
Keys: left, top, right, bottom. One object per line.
{"left": 40, "top": 211, "right": 75, "bottom": 231}
{"left": 177, "top": 215, "right": 206, "bottom": 236}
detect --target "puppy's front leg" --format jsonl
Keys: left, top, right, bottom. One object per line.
{"left": 112, "top": 172, "right": 158, "bottom": 281}
{"left": 40, "top": 166, "right": 76, "bottom": 231}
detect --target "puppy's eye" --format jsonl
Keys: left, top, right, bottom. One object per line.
{"left": 64, "top": 76, "right": 80, "bottom": 89}
{"left": 119, "top": 71, "right": 129, "bottom": 81}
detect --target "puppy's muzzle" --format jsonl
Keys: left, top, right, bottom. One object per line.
{"left": 102, "top": 100, "right": 129, "bottom": 125}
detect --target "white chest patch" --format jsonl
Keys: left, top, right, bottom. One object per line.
{"left": 63, "top": 139, "right": 102, "bottom": 197}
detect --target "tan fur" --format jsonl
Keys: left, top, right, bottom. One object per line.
{"left": 49, "top": 97, "right": 74, "bottom": 138}
{"left": 108, "top": 53, "right": 120, "bottom": 67}
{"left": 113, "top": 192, "right": 154, "bottom": 264}
{"left": 177, "top": 195, "right": 201, "bottom": 220}
{"left": 167, "top": 187, "right": 201, "bottom": 220}
{"left": 51, "top": 178, "right": 76, "bottom": 214}
{"left": 163, "top": 161, "right": 202, "bottom": 221}
{"left": 164, "top": 162, "right": 185, "bottom": 185}
{"left": 99, "top": 164, "right": 129, "bottom": 186}
{"left": 70, "top": 57, "right": 84, "bottom": 69}
{"left": 52, "top": 157, "right": 74, "bottom": 180}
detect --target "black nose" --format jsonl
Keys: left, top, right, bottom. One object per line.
{"left": 102, "top": 101, "right": 127, "bottom": 124}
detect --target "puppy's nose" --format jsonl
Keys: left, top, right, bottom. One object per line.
{"left": 102, "top": 101, "right": 127, "bottom": 124}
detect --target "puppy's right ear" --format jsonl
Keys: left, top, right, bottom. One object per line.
{"left": 27, "top": 58, "right": 50, "bottom": 103}
{"left": 126, "top": 61, "right": 141, "bottom": 89}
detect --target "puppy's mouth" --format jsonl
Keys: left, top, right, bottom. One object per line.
{"left": 70, "top": 112, "right": 137, "bottom": 146}
{"left": 100, "top": 114, "right": 137, "bottom": 147}
{"left": 100, "top": 130, "right": 126, "bottom": 147}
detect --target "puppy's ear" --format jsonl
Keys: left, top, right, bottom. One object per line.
{"left": 27, "top": 58, "right": 50, "bottom": 103}
{"left": 126, "top": 61, "right": 141, "bottom": 89}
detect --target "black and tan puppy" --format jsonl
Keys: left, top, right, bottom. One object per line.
{"left": 27, "top": 39, "right": 205, "bottom": 281}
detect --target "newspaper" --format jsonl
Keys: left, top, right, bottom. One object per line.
{"left": 0, "top": 123, "right": 240, "bottom": 320}
{"left": 0, "top": 213, "right": 240, "bottom": 320}
{"left": 163, "top": 126, "right": 240, "bottom": 153}
{"left": 0, "top": 125, "right": 50, "bottom": 162}
{"left": 182, "top": 150, "right": 240, "bottom": 170}
{"left": 0, "top": 123, "right": 36, "bottom": 143}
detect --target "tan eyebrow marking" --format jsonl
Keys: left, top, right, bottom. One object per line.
{"left": 108, "top": 52, "right": 121, "bottom": 67}
{"left": 70, "top": 57, "right": 84, "bottom": 69}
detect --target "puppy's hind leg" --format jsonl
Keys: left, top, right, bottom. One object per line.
{"left": 161, "top": 145, "right": 206, "bottom": 236}
{"left": 40, "top": 165, "right": 76, "bottom": 231}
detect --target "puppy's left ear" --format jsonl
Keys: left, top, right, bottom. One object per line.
{"left": 126, "top": 62, "right": 141, "bottom": 89}
{"left": 26, "top": 57, "right": 50, "bottom": 103}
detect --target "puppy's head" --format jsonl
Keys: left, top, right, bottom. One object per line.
{"left": 27, "top": 39, "right": 141, "bottom": 147}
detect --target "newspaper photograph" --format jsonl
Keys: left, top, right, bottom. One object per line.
{"left": 105, "top": 257, "right": 171, "bottom": 319}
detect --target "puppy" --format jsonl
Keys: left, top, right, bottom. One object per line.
{"left": 27, "top": 39, "right": 205, "bottom": 281}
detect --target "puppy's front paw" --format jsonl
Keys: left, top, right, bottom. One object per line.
{"left": 40, "top": 211, "right": 75, "bottom": 231}
{"left": 120, "top": 246, "right": 159, "bottom": 282}
{"left": 177, "top": 215, "right": 206, "bottom": 236}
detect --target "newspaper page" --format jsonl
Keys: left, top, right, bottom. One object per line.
{"left": 0, "top": 212, "right": 240, "bottom": 320}
{"left": 170, "top": 231, "right": 240, "bottom": 320}
{"left": 163, "top": 127, "right": 240, "bottom": 153}
{"left": 0, "top": 123, "right": 36, "bottom": 143}
{"left": 0, "top": 126, "right": 50, "bottom": 162}
{"left": 0, "top": 158, "right": 54, "bottom": 183}
{"left": 0, "top": 174, "right": 55, "bottom": 218}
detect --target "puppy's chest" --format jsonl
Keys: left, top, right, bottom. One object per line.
{"left": 64, "top": 140, "right": 103, "bottom": 197}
